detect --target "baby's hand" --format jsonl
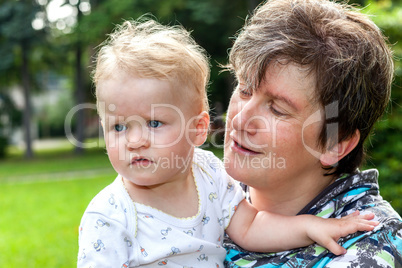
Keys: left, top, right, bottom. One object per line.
{"left": 307, "top": 210, "right": 378, "bottom": 255}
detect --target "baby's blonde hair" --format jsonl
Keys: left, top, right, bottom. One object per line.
{"left": 94, "top": 18, "right": 210, "bottom": 112}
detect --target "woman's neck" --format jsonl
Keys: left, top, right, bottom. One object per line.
{"left": 249, "top": 172, "right": 337, "bottom": 216}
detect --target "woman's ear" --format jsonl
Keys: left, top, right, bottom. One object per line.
{"left": 320, "top": 130, "right": 360, "bottom": 166}
{"left": 193, "top": 111, "right": 210, "bottom": 147}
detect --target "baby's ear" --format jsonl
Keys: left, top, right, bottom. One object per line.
{"left": 320, "top": 130, "right": 360, "bottom": 166}
{"left": 193, "top": 111, "right": 210, "bottom": 147}
{"left": 98, "top": 115, "right": 105, "bottom": 129}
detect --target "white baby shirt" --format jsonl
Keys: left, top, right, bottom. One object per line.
{"left": 78, "top": 148, "right": 245, "bottom": 267}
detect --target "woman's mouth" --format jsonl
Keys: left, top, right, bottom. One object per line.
{"left": 231, "top": 139, "right": 260, "bottom": 155}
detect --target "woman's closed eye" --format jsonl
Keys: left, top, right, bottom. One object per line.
{"left": 239, "top": 89, "right": 252, "bottom": 98}
{"left": 270, "top": 106, "right": 287, "bottom": 117}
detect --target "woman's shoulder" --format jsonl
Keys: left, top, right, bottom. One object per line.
{"left": 325, "top": 217, "right": 402, "bottom": 267}
{"left": 327, "top": 169, "right": 402, "bottom": 266}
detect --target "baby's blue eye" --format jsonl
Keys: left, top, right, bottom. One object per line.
{"left": 114, "top": 124, "right": 127, "bottom": 132}
{"left": 148, "top": 120, "right": 162, "bottom": 128}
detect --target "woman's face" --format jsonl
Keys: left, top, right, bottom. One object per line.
{"left": 224, "top": 63, "right": 326, "bottom": 191}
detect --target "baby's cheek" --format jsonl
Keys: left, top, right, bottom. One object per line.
{"left": 106, "top": 141, "right": 128, "bottom": 165}
{"left": 104, "top": 131, "right": 118, "bottom": 148}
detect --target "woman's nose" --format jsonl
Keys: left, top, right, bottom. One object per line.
{"left": 231, "top": 99, "right": 260, "bottom": 135}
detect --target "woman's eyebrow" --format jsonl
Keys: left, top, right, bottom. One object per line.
{"left": 266, "top": 91, "right": 300, "bottom": 112}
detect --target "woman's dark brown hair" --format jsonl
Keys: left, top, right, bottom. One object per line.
{"left": 228, "top": 0, "right": 394, "bottom": 176}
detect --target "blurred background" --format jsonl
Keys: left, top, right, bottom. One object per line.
{"left": 0, "top": 0, "right": 401, "bottom": 266}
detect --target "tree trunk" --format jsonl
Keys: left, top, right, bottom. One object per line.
{"left": 74, "top": 3, "right": 85, "bottom": 155}
{"left": 21, "top": 42, "right": 34, "bottom": 159}
{"left": 74, "top": 41, "right": 85, "bottom": 155}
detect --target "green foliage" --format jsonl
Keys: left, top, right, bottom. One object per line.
{"left": 75, "top": 0, "right": 249, "bottom": 106}
{"left": 37, "top": 81, "right": 75, "bottom": 138}
{"left": 0, "top": 0, "right": 44, "bottom": 83}
{"left": 0, "top": 1, "right": 37, "bottom": 41}
{"left": 359, "top": 0, "right": 402, "bottom": 198}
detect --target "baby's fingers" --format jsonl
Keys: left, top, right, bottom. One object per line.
{"left": 342, "top": 211, "right": 378, "bottom": 227}
{"left": 348, "top": 210, "right": 375, "bottom": 221}
{"left": 347, "top": 211, "right": 378, "bottom": 225}
{"left": 323, "top": 239, "right": 347, "bottom": 256}
{"left": 342, "top": 210, "right": 375, "bottom": 220}
{"left": 342, "top": 210, "right": 361, "bottom": 219}
{"left": 339, "top": 216, "right": 379, "bottom": 236}
{"left": 355, "top": 211, "right": 375, "bottom": 221}
{"left": 355, "top": 221, "right": 379, "bottom": 231}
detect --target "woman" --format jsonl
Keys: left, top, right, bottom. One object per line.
{"left": 223, "top": 0, "right": 402, "bottom": 267}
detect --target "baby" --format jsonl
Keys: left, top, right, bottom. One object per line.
{"left": 77, "top": 18, "right": 377, "bottom": 267}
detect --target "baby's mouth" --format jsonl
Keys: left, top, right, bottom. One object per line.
{"left": 130, "top": 156, "right": 153, "bottom": 166}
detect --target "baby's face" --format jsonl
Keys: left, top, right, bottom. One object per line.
{"left": 97, "top": 72, "right": 202, "bottom": 186}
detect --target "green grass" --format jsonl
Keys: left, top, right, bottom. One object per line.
{"left": 0, "top": 176, "right": 112, "bottom": 267}
{"left": 0, "top": 142, "right": 116, "bottom": 267}
{"left": 0, "top": 141, "right": 111, "bottom": 180}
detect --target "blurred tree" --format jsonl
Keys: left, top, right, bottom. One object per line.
{"left": 344, "top": 0, "right": 402, "bottom": 212}
{"left": 0, "top": 93, "right": 22, "bottom": 158}
{"left": 0, "top": 0, "right": 46, "bottom": 158}
{"left": 39, "top": 0, "right": 95, "bottom": 154}
{"left": 73, "top": 1, "right": 86, "bottom": 155}
{"left": 361, "top": 0, "right": 402, "bottom": 209}
{"left": 77, "top": 0, "right": 251, "bottom": 113}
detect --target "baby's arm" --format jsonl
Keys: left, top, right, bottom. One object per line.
{"left": 225, "top": 199, "right": 378, "bottom": 255}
